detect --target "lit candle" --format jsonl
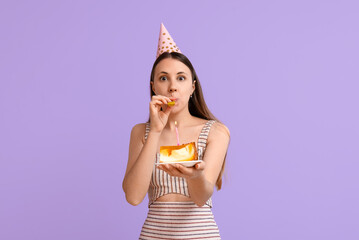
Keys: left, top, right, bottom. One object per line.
{"left": 175, "top": 121, "right": 180, "bottom": 146}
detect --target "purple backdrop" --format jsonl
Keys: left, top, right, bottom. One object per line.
{"left": 1, "top": 0, "right": 358, "bottom": 239}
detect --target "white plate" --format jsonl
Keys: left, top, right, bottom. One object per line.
{"left": 155, "top": 160, "right": 203, "bottom": 167}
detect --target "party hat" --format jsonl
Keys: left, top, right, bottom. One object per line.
{"left": 156, "top": 23, "right": 181, "bottom": 58}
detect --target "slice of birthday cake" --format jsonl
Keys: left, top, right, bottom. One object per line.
{"left": 159, "top": 142, "right": 198, "bottom": 163}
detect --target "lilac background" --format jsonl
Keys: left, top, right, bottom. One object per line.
{"left": 1, "top": 0, "right": 358, "bottom": 239}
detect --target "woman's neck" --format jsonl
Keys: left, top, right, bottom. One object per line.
{"left": 165, "top": 108, "right": 194, "bottom": 130}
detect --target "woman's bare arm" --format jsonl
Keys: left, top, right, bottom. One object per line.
{"left": 186, "top": 122, "right": 230, "bottom": 206}
{"left": 122, "top": 123, "right": 161, "bottom": 206}
{"left": 122, "top": 95, "right": 174, "bottom": 206}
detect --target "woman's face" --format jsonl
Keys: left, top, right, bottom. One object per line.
{"left": 151, "top": 58, "right": 195, "bottom": 111}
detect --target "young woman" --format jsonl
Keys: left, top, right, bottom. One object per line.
{"left": 123, "top": 51, "right": 230, "bottom": 239}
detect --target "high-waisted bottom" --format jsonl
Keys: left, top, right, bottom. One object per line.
{"left": 139, "top": 201, "right": 221, "bottom": 240}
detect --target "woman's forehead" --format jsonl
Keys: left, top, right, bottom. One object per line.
{"left": 155, "top": 58, "right": 190, "bottom": 74}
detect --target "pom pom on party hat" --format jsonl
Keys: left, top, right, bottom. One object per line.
{"left": 156, "top": 23, "right": 181, "bottom": 59}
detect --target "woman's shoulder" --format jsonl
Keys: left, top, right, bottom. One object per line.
{"left": 131, "top": 122, "right": 147, "bottom": 132}
{"left": 193, "top": 117, "right": 230, "bottom": 137}
{"left": 130, "top": 122, "right": 148, "bottom": 145}
{"left": 210, "top": 121, "right": 230, "bottom": 140}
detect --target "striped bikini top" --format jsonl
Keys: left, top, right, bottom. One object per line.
{"left": 144, "top": 119, "right": 217, "bottom": 208}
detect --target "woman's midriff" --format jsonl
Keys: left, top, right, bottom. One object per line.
{"left": 155, "top": 193, "right": 192, "bottom": 202}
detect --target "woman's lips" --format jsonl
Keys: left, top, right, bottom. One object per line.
{"left": 167, "top": 97, "right": 178, "bottom": 106}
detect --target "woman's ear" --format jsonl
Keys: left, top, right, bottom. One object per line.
{"left": 151, "top": 81, "right": 156, "bottom": 94}
{"left": 192, "top": 80, "right": 196, "bottom": 93}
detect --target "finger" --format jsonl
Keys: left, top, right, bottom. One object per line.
{"left": 164, "top": 96, "right": 172, "bottom": 102}
{"left": 166, "top": 164, "right": 185, "bottom": 177}
{"left": 160, "top": 98, "right": 169, "bottom": 105}
{"left": 152, "top": 95, "right": 172, "bottom": 104}
{"left": 160, "top": 167, "right": 173, "bottom": 176}
{"left": 150, "top": 99, "right": 165, "bottom": 105}
{"left": 175, "top": 164, "right": 192, "bottom": 175}
{"left": 160, "top": 165, "right": 174, "bottom": 176}
{"left": 195, "top": 162, "right": 205, "bottom": 170}
{"left": 150, "top": 100, "right": 165, "bottom": 109}
{"left": 157, "top": 165, "right": 168, "bottom": 172}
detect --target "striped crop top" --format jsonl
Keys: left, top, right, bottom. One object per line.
{"left": 144, "top": 119, "right": 217, "bottom": 208}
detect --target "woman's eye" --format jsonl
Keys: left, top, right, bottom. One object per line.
{"left": 178, "top": 76, "right": 185, "bottom": 81}
{"left": 160, "top": 76, "right": 167, "bottom": 81}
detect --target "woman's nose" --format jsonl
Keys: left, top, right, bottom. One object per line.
{"left": 169, "top": 85, "right": 177, "bottom": 92}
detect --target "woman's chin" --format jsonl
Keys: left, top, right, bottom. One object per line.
{"left": 169, "top": 105, "right": 180, "bottom": 113}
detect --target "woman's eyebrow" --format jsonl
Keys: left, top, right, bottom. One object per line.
{"left": 158, "top": 71, "right": 188, "bottom": 75}
{"left": 177, "top": 72, "right": 188, "bottom": 75}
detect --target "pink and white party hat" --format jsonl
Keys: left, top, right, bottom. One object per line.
{"left": 156, "top": 23, "right": 181, "bottom": 59}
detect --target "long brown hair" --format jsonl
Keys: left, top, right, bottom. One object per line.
{"left": 148, "top": 52, "right": 228, "bottom": 190}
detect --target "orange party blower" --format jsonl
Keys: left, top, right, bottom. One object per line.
{"left": 167, "top": 101, "right": 175, "bottom": 107}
